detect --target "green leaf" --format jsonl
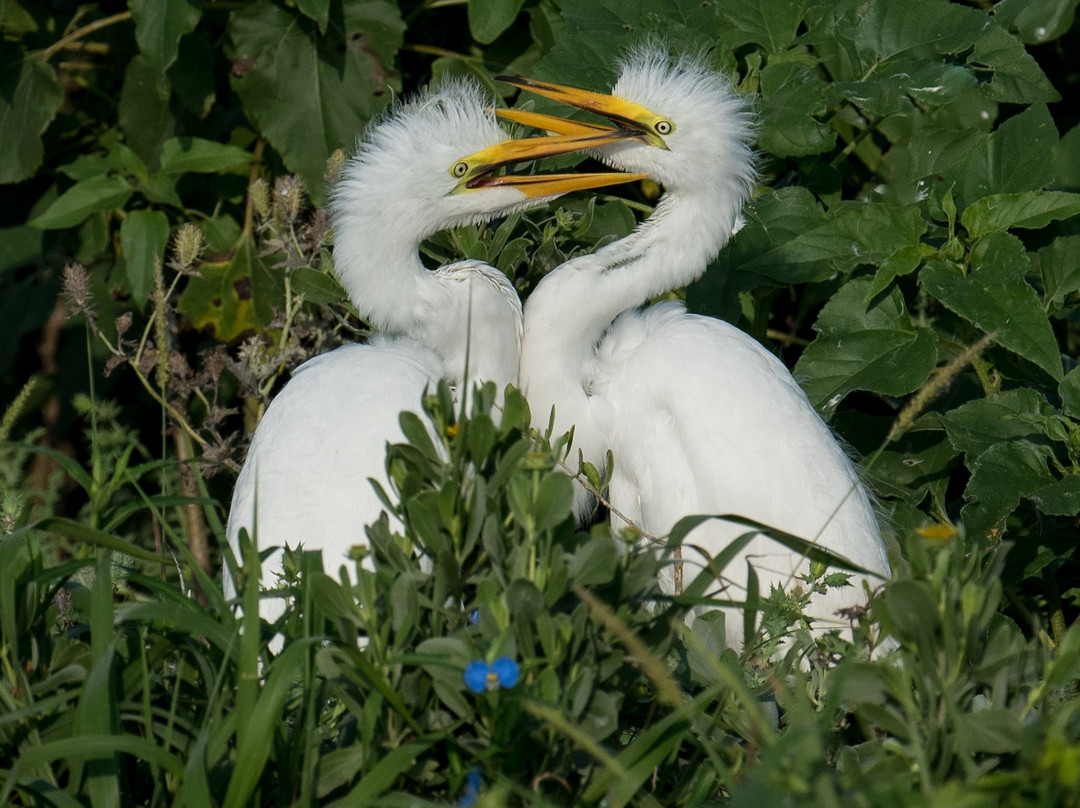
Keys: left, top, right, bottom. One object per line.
{"left": 882, "top": 580, "right": 939, "bottom": 639}
{"left": 129, "top": 0, "right": 201, "bottom": 70}
{"left": 943, "top": 387, "right": 1058, "bottom": 460}
{"left": 866, "top": 416, "right": 958, "bottom": 507}
{"left": 920, "top": 234, "right": 1063, "bottom": 380}
{"left": 118, "top": 55, "right": 175, "bottom": 169}
{"left": 223, "top": 641, "right": 312, "bottom": 808}
{"left": 834, "top": 60, "right": 976, "bottom": 118}
{"left": 945, "top": 104, "right": 1059, "bottom": 210}
{"left": 28, "top": 175, "right": 132, "bottom": 230}
{"left": 795, "top": 277, "right": 938, "bottom": 415}
{"left": 177, "top": 235, "right": 281, "bottom": 341}
{"left": 290, "top": 266, "right": 348, "bottom": 305}
{"left": 968, "top": 23, "right": 1060, "bottom": 104}
{"left": 0, "top": 54, "right": 63, "bottom": 184}
{"left": 955, "top": 708, "right": 1022, "bottom": 754}
{"left": 717, "top": 0, "right": 807, "bottom": 53}
{"left": 568, "top": 537, "right": 618, "bottom": 586}
{"left": 296, "top": 0, "right": 331, "bottom": 30}
{"left": 962, "top": 441, "right": 1057, "bottom": 540}
{"left": 159, "top": 137, "right": 252, "bottom": 174}
{"left": 469, "top": 0, "right": 526, "bottom": 44}
{"left": 1000, "top": 0, "right": 1079, "bottom": 45}
{"left": 120, "top": 209, "right": 169, "bottom": 304}
{"left": 961, "top": 191, "right": 1080, "bottom": 238}
{"left": 1060, "top": 367, "right": 1080, "bottom": 420}
{"left": 227, "top": 1, "right": 405, "bottom": 203}
{"left": 337, "top": 742, "right": 430, "bottom": 803}
{"left": 758, "top": 61, "right": 835, "bottom": 158}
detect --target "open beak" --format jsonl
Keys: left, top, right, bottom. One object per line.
{"left": 455, "top": 128, "right": 647, "bottom": 198}
{"left": 494, "top": 75, "right": 670, "bottom": 149}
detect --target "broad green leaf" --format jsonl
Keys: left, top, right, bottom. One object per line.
{"left": 809, "top": 0, "right": 988, "bottom": 80}
{"left": 568, "top": 536, "right": 618, "bottom": 586}
{"left": 795, "top": 277, "right": 937, "bottom": 415}
{"left": 469, "top": 0, "right": 526, "bottom": 44}
{"left": 943, "top": 387, "right": 1058, "bottom": 460}
{"left": 129, "top": 0, "right": 201, "bottom": 70}
{"left": 920, "top": 234, "right": 1063, "bottom": 380}
{"left": 961, "top": 441, "right": 1057, "bottom": 540}
{"left": 227, "top": 1, "right": 405, "bottom": 203}
{"left": 531, "top": 0, "right": 722, "bottom": 93}
{"left": 955, "top": 708, "right": 1023, "bottom": 755}
{"left": 169, "top": 30, "right": 217, "bottom": 117}
{"left": 1028, "top": 475, "right": 1080, "bottom": 517}
{"left": 945, "top": 104, "right": 1059, "bottom": 210}
{"left": 1060, "top": 367, "right": 1080, "bottom": 419}
{"left": 118, "top": 54, "right": 175, "bottom": 168}
{"left": 961, "top": 191, "right": 1080, "bottom": 238}
{"left": 882, "top": 579, "right": 939, "bottom": 639}
{"left": 834, "top": 60, "right": 975, "bottom": 119}
{"left": 758, "top": 61, "right": 835, "bottom": 158}
{"left": 159, "top": 136, "right": 252, "bottom": 174}
{"left": 968, "top": 23, "right": 1060, "bottom": 104}
{"left": 1056, "top": 124, "right": 1080, "bottom": 190}
{"left": 290, "top": 265, "right": 348, "bottom": 305}
{"left": 296, "top": 0, "right": 330, "bottom": 30}
{"left": 0, "top": 54, "right": 63, "bottom": 184}
{"left": 120, "top": 209, "right": 169, "bottom": 304}
{"left": 177, "top": 235, "right": 281, "bottom": 341}
{"left": 28, "top": 175, "right": 132, "bottom": 230}
{"left": 736, "top": 193, "right": 925, "bottom": 282}
{"left": 866, "top": 416, "right": 958, "bottom": 508}
{"left": 999, "top": 0, "right": 1079, "bottom": 45}
{"left": 716, "top": 0, "right": 807, "bottom": 53}
{"left": 721, "top": 187, "right": 831, "bottom": 284}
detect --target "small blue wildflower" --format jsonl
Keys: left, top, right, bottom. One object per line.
{"left": 463, "top": 656, "right": 520, "bottom": 693}
{"left": 456, "top": 767, "right": 482, "bottom": 807}
{"left": 469, "top": 608, "right": 480, "bottom": 624}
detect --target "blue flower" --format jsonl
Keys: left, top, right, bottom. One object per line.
{"left": 463, "top": 656, "right": 520, "bottom": 693}
{"left": 456, "top": 767, "right": 482, "bottom": 806}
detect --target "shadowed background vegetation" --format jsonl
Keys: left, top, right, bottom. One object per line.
{"left": 2, "top": 0, "right": 1080, "bottom": 805}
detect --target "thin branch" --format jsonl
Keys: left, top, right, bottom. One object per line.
{"left": 39, "top": 11, "right": 132, "bottom": 63}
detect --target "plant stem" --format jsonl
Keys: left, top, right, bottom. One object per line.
{"left": 39, "top": 11, "right": 133, "bottom": 62}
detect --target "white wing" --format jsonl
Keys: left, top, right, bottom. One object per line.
{"left": 594, "top": 302, "right": 889, "bottom": 644}
{"left": 225, "top": 342, "right": 443, "bottom": 616}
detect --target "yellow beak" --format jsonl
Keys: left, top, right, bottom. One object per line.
{"left": 454, "top": 129, "right": 647, "bottom": 198}
{"left": 494, "top": 75, "right": 670, "bottom": 149}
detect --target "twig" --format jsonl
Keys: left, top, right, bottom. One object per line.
{"left": 39, "top": 11, "right": 132, "bottom": 63}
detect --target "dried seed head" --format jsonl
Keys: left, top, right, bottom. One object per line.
{"left": 325, "top": 148, "right": 346, "bottom": 185}
{"left": 115, "top": 311, "right": 133, "bottom": 338}
{"left": 250, "top": 177, "right": 271, "bottom": 221}
{"left": 273, "top": 175, "right": 305, "bottom": 224}
{"left": 172, "top": 222, "right": 205, "bottom": 272}
{"left": 61, "top": 263, "right": 94, "bottom": 319}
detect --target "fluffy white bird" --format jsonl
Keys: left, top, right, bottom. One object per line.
{"left": 499, "top": 49, "right": 891, "bottom": 651}
{"left": 225, "top": 79, "right": 642, "bottom": 625}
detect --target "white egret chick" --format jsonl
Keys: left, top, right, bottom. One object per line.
{"left": 499, "top": 49, "right": 891, "bottom": 651}
{"left": 225, "top": 79, "right": 644, "bottom": 627}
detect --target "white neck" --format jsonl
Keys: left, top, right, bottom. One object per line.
{"left": 520, "top": 175, "right": 743, "bottom": 471}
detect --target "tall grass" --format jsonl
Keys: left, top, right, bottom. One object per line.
{"left": 2, "top": 383, "right": 1078, "bottom": 806}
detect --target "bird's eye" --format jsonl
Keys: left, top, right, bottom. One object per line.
{"left": 451, "top": 161, "right": 470, "bottom": 178}
{"left": 655, "top": 119, "right": 674, "bottom": 136}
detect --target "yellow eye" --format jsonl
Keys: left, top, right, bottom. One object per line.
{"left": 451, "top": 161, "right": 470, "bottom": 178}
{"left": 655, "top": 119, "right": 674, "bottom": 136}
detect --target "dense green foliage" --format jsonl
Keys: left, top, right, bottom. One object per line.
{"left": 2, "top": 0, "right": 1080, "bottom": 805}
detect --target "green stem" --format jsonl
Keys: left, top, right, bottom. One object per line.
{"left": 39, "top": 11, "right": 132, "bottom": 62}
